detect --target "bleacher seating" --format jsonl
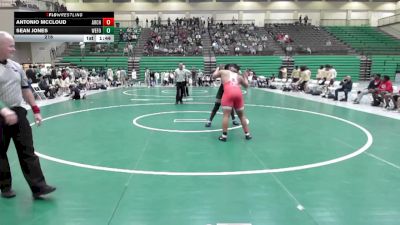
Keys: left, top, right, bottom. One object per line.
{"left": 324, "top": 26, "right": 400, "bottom": 55}
{"left": 209, "top": 24, "right": 275, "bottom": 55}
{"left": 371, "top": 55, "right": 400, "bottom": 80}
{"left": 139, "top": 57, "right": 203, "bottom": 81}
{"left": 144, "top": 20, "right": 205, "bottom": 56}
{"left": 64, "top": 27, "right": 140, "bottom": 57}
{"left": 60, "top": 56, "right": 129, "bottom": 70}
{"left": 265, "top": 24, "right": 351, "bottom": 55}
{"left": 293, "top": 55, "right": 360, "bottom": 80}
{"left": 216, "top": 56, "right": 282, "bottom": 76}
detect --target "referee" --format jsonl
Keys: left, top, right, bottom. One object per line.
{"left": 174, "top": 63, "right": 191, "bottom": 104}
{"left": 0, "top": 31, "right": 56, "bottom": 199}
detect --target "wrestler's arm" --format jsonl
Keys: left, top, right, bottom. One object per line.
{"left": 240, "top": 72, "right": 249, "bottom": 88}
{"left": 212, "top": 67, "right": 221, "bottom": 79}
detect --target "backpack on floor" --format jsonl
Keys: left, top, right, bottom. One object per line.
{"left": 372, "top": 96, "right": 382, "bottom": 106}
{"left": 311, "top": 90, "right": 322, "bottom": 95}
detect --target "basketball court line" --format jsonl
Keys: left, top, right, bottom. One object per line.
{"left": 107, "top": 138, "right": 151, "bottom": 225}
{"left": 247, "top": 147, "right": 305, "bottom": 210}
{"left": 363, "top": 152, "right": 400, "bottom": 170}
{"left": 333, "top": 137, "right": 400, "bottom": 170}
{"left": 249, "top": 148, "right": 318, "bottom": 225}
{"left": 246, "top": 146, "right": 320, "bottom": 224}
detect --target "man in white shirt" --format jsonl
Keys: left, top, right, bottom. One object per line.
{"left": 329, "top": 66, "right": 337, "bottom": 81}
{"left": 39, "top": 65, "right": 47, "bottom": 77}
{"left": 174, "top": 63, "right": 191, "bottom": 104}
{"left": 120, "top": 68, "right": 127, "bottom": 87}
{"left": 79, "top": 42, "right": 85, "bottom": 57}
{"left": 0, "top": 31, "right": 56, "bottom": 198}
{"left": 131, "top": 69, "right": 137, "bottom": 86}
{"left": 127, "top": 42, "right": 133, "bottom": 57}
{"left": 155, "top": 72, "right": 160, "bottom": 86}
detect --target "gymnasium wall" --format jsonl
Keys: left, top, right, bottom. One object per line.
{"left": 13, "top": 43, "right": 32, "bottom": 64}
{"left": 30, "top": 42, "right": 63, "bottom": 63}
{"left": 0, "top": 9, "right": 14, "bottom": 34}
{"left": 65, "top": 1, "right": 396, "bottom": 26}
{"left": 379, "top": 23, "right": 400, "bottom": 39}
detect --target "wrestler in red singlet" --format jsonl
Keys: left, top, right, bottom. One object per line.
{"left": 212, "top": 64, "right": 252, "bottom": 142}
{"left": 221, "top": 71, "right": 244, "bottom": 111}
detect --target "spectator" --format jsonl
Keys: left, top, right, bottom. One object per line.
{"left": 334, "top": 76, "right": 353, "bottom": 102}
{"left": 25, "top": 64, "right": 37, "bottom": 83}
{"left": 285, "top": 45, "right": 293, "bottom": 56}
{"left": 106, "top": 68, "right": 113, "bottom": 81}
{"left": 127, "top": 42, "right": 133, "bottom": 57}
{"left": 306, "top": 47, "right": 312, "bottom": 54}
{"left": 291, "top": 66, "right": 300, "bottom": 82}
{"left": 296, "top": 66, "right": 311, "bottom": 91}
{"left": 234, "top": 45, "right": 240, "bottom": 56}
{"left": 79, "top": 42, "right": 85, "bottom": 57}
{"left": 131, "top": 69, "right": 137, "bottom": 86}
{"left": 69, "top": 84, "right": 85, "bottom": 100}
{"left": 38, "top": 75, "right": 55, "bottom": 99}
{"left": 316, "top": 65, "right": 326, "bottom": 82}
{"left": 353, "top": 74, "right": 381, "bottom": 104}
{"left": 304, "top": 15, "right": 309, "bottom": 24}
{"left": 372, "top": 75, "right": 393, "bottom": 107}
{"left": 384, "top": 87, "right": 400, "bottom": 111}
{"left": 389, "top": 89, "right": 400, "bottom": 112}
{"left": 279, "top": 66, "right": 287, "bottom": 79}
{"left": 326, "top": 40, "right": 332, "bottom": 46}
{"left": 120, "top": 68, "right": 127, "bottom": 87}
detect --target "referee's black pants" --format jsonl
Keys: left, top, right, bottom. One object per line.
{"left": 0, "top": 107, "right": 47, "bottom": 193}
{"left": 176, "top": 82, "right": 185, "bottom": 103}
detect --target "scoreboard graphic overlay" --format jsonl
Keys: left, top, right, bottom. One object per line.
{"left": 14, "top": 12, "right": 114, "bottom": 43}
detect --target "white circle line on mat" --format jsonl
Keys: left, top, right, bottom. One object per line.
{"left": 33, "top": 103, "right": 373, "bottom": 176}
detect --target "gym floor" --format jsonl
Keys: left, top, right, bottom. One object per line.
{"left": 1, "top": 86, "right": 399, "bottom": 225}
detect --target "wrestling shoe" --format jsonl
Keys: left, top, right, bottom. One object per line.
{"left": 218, "top": 135, "right": 227, "bottom": 142}
{"left": 245, "top": 134, "right": 252, "bottom": 140}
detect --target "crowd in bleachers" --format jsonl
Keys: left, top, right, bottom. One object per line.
{"left": 13, "top": 0, "right": 68, "bottom": 11}
{"left": 144, "top": 17, "right": 205, "bottom": 56}
{"left": 72, "top": 27, "right": 141, "bottom": 57}
{"left": 119, "top": 27, "right": 141, "bottom": 57}
{"left": 118, "top": 27, "right": 141, "bottom": 43}
{"left": 265, "top": 23, "right": 350, "bottom": 55}
{"left": 208, "top": 22, "right": 272, "bottom": 55}
{"left": 14, "top": 0, "right": 38, "bottom": 9}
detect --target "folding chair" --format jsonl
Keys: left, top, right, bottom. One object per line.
{"left": 31, "top": 83, "right": 47, "bottom": 100}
